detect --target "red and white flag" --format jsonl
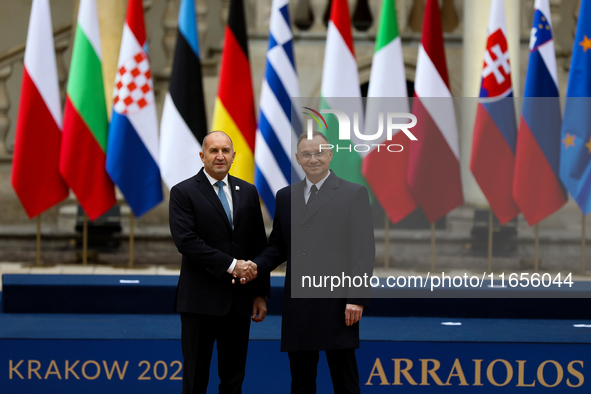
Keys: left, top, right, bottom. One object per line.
{"left": 11, "top": 0, "right": 69, "bottom": 218}
{"left": 407, "top": 0, "right": 463, "bottom": 223}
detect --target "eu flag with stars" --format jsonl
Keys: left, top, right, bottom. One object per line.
{"left": 560, "top": 0, "right": 591, "bottom": 214}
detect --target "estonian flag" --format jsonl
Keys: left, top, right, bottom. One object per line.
{"left": 160, "top": 0, "right": 208, "bottom": 190}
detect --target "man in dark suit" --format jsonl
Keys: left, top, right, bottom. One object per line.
{"left": 247, "top": 131, "right": 375, "bottom": 394}
{"left": 169, "top": 130, "right": 270, "bottom": 394}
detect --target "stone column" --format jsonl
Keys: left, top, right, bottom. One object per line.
{"left": 97, "top": 0, "right": 127, "bottom": 117}
{"left": 408, "top": 0, "right": 424, "bottom": 32}
{"left": 160, "top": 0, "right": 180, "bottom": 78}
{"left": 461, "top": 0, "right": 519, "bottom": 206}
{"left": 441, "top": 0, "right": 459, "bottom": 33}
{"left": 506, "top": 0, "right": 520, "bottom": 94}
{"left": 309, "top": 0, "right": 328, "bottom": 32}
{"left": 0, "top": 65, "right": 11, "bottom": 155}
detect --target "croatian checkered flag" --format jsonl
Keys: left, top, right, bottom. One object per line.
{"left": 106, "top": 0, "right": 163, "bottom": 217}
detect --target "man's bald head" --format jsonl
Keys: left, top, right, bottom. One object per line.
{"left": 202, "top": 130, "right": 234, "bottom": 152}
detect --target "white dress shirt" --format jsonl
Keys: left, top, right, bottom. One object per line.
{"left": 304, "top": 170, "right": 331, "bottom": 204}
{"left": 203, "top": 171, "right": 236, "bottom": 273}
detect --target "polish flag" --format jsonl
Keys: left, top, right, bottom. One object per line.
{"left": 11, "top": 0, "right": 69, "bottom": 218}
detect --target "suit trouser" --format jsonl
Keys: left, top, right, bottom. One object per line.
{"left": 288, "top": 349, "right": 360, "bottom": 394}
{"left": 181, "top": 312, "right": 251, "bottom": 394}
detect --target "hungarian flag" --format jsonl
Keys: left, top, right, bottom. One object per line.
{"left": 513, "top": 0, "right": 566, "bottom": 225}
{"left": 362, "top": 0, "right": 416, "bottom": 223}
{"left": 106, "top": 0, "right": 163, "bottom": 217}
{"left": 160, "top": 0, "right": 207, "bottom": 190}
{"left": 211, "top": 0, "right": 256, "bottom": 183}
{"left": 11, "top": 0, "right": 69, "bottom": 218}
{"left": 470, "top": 0, "right": 519, "bottom": 225}
{"left": 321, "top": 0, "right": 369, "bottom": 190}
{"left": 60, "top": 0, "right": 116, "bottom": 221}
{"left": 407, "top": 0, "right": 463, "bottom": 224}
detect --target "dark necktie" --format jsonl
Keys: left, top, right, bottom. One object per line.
{"left": 307, "top": 185, "right": 318, "bottom": 208}
{"left": 215, "top": 180, "right": 233, "bottom": 227}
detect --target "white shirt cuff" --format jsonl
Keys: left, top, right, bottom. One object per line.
{"left": 227, "top": 258, "right": 237, "bottom": 274}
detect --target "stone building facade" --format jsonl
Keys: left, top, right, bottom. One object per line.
{"left": 0, "top": 0, "right": 585, "bottom": 262}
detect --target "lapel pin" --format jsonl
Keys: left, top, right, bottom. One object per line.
{"left": 236, "top": 186, "right": 240, "bottom": 191}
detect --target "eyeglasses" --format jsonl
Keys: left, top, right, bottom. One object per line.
{"left": 299, "top": 151, "right": 329, "bottom": 160}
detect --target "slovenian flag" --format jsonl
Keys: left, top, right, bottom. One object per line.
{"left": 106, "top": 0, "right": 163, "bottom": 217}
{"left": 362, "top": 0, "right": 416, "bottom": 223}
{"left": 60, "top": 0, "right": 116, "bottom": 221}
{"left": 470, "top": 0, "right": 519, "bottom": 225}
{"left": 11, "top": 0, "right": 69, "bottom": 218}
{"left": 321, "top": 0, "right": 369, "bottom": 191}
{"left": 254, "top": 0, "right": 302, "bottom": 218}
{"left": 559, "top": 0, "right": 591, "bottom": 213}
{"left": 212, "top": 0, "right": 257, "bottom": 184}
{"left": 407, "top": 0, "right": 463, "bottom": 223}
{"left": 513, "top": 0, "right": 566, "bottom": 225}
{"left": 160, "top": 0, "right": 207, "bottom": 190}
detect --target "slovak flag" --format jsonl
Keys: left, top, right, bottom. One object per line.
{"left": 470, "top": 0, "right": 519, "bottom": 225}
{"left": 106, "top": 0, "right": 163, "bottom": 217}
{"left": 513, "top": 0, "right": 566, "bottom": 225}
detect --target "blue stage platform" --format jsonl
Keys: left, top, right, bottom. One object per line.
{"left": 4, "top": 274, "right": 591, "bottom": 319}
{"left": 2, "top": 274, "right": 591, "bottom": 393}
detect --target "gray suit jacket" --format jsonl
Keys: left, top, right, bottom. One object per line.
{"left": 255, "top": 171, "right": 375, "bottom": 351}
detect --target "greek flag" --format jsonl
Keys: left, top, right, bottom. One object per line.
{"left": 254, "top": 0, "right": 303, "bottom": 218}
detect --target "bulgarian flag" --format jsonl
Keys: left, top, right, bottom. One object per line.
{"left": 321, "top": 0, "right": 369, "bottom": 190}
{"left": 407, "top": 0, "right": 463, "bottom": 223}
{"left": 211, "top": 0, "right": 256, "bottom": 183}
{"left": 362, "top": 0, "right": 416, "bottom": 223}
{"left": 60, "top": 0, "right": 116, "bottom": 221}
{"left": 11, "top": 0, "right": 69, "bottom": 218}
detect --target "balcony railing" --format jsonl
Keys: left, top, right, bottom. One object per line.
{"left": 0, "top": 24, "right": 72, "bottom": 157}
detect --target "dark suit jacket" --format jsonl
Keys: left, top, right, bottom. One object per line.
{"left": 254, "top": 171, "right": 375, "bottom": 352}
{"left": 169, "top": 168, "right": 269, "bottom": 316}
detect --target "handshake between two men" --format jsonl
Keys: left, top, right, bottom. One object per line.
{"left": 230, "top": 258, "right": 365, "bottom": 328}
{"left": 231, "top": 260, "right": 257, "bottom": 284}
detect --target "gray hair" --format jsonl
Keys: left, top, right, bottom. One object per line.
{"left": 296, "top": 131, "right": 329, "bottom": 149}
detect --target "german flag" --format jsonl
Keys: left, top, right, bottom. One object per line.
{"left": 211, "top": 0, "right": 256, "bottom": 183}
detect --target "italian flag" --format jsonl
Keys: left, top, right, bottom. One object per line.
{"left": 321, "top": 0, "right": 369, "bottom": 190}
{"left": 362, "top": 0, "right": 417, "bottom": 223}
{"left": 60, "top": 0, "right": 115, "bottom": 220}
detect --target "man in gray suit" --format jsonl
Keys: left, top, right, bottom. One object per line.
{"left": 245, "top": 131, "right": 375, "bottom": 394}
